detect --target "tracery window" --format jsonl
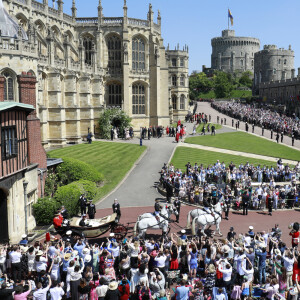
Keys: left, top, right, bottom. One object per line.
{"left": 172, "top": 95, "right": 177, "bottom": 110}
{"left": 132, "top": 84, "right": 145, "bottom": 114}
{"left": 108, "top": 83, "right": 122, "bottom": 106}
{"left": 3, "top": 71, "right": 14, "bottom": 101}
{"left": 180, "top": 95, "right": 185, "bottom": 110}
{"left": 107, "top": 35, "right": 122, "bottom": 72}
{"left": 83, "top": 37, "right": 93, "bottom": 65}
{"left": 132, "top": 37, "right": 145, "bottom": 71}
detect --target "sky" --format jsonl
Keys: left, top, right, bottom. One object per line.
{"left": 57, "top": 0, "right": 300, "bottom": 73}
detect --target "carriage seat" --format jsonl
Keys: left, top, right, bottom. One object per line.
{"left": 69, "top": 215, "right": 114, "bottom": 228}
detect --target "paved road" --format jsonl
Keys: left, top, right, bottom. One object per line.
{"left": 96, "top": 121, "right": 195, "bottom": 209}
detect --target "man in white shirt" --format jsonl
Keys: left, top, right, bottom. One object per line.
{"left": 33, "top": 275, "right": 52, "bottom": 300}
{"left": 234, "top": 250, "right": 246, "bottom": 284}
{"left": 50, "top": 281, "right": 64, "bottom": 300}
{"left": 10, "top": 246, "right": 22, "bottom": 281}
{"left": 283, "top": 250, "right": 295, "bottom": 289}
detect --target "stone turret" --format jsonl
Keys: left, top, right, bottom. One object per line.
{"left": 98, "top": 0, "right": 103, "bottom": 24}
{"left": 71, "top": 0, "right": 77, "bottom": 18}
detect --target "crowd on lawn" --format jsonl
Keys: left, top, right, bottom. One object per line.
{"left": 211, "top": 102, "right": 300, "bottom": 140}
{"left": 4, "top": 219, "right": 300, "bottom": 300}
{"left": 160, "top": 160, "right": 300, "bottom": 211}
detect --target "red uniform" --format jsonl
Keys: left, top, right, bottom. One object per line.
{"left": 53, "top": 216, "right": 62, "bottom": 229}
{"left": 290, "top": 231, "right": 300, "bottom": 247}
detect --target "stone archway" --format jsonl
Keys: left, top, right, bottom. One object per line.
{"left": 0, "top": 189, "right": 9, "bottom": 242}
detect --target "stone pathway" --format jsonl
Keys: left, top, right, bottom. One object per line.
{"left": 96, "top": 120, "right": 195, "bottom": 209}
{"left": 180, "top": 143, "right": 299, "bottom": 165}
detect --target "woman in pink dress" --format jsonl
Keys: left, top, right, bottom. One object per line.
{"left": 89, "top": 273, "right": 100, "bottom": 300}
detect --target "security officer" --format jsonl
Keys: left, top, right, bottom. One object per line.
{"left": 223, "top": 195, "right": 231, "bottom": 220}
{"left": 79, "top": 194, "right": 87, "bottom": 215}
{"left": 112, "top": 199, "right": 121, "bottom": 221}
{"left": 173, "top": 198, "right": 181, "bottom": 223}
{"left": 242, "top": 190, "right": 249, "bottom": 216}
{"left": 87, "top": 200, "right": 96, "bottom": 219}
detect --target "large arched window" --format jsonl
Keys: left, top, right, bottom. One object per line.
{"left": 83, "top": 37, "right": 93, "bottom": 65}
{"left": 132, "top": 37, "right": 145, "bottom": 71}
{"left": 3, "top": 71, "right": 15, "bottom": 101}
{"left": 108, "top": 83, "right": 122, "bottom": 106}
{"left": 172, "top": 95, "right": 177, "bottom": 110}
{"left": 180, "top": 95, "right": 185, "bottom": 110}
{"left": 107, "top": 35, "right": 122, "bottom": 72}
{"left": 132, "top": 84, "right": 145, "bottom": 114}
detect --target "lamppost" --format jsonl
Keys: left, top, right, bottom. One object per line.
{"left": 23, "top": 180, "right": 28, "bottom": 235}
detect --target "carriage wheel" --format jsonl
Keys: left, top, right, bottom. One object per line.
{"left": 112, "top": 224, "right": 128, "bottom": 241}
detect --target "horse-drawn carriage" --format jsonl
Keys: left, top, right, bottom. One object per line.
{"left": 56, "top": 213, "right": 128, "bottom": 241}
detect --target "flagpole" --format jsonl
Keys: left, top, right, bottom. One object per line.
{"left": 228, "top": 8, "right": 229, "bottom": 30}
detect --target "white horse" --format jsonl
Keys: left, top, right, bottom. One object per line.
{"left": 186, "top": 208, "right": 206, "bottom": 229}
{"left": 133, "top": 205, "right": 177, "bottom": 239}
{"left": 191, "top": 202, "right": 223, "bottom": 237}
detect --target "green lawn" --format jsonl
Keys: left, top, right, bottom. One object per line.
{"left": 185, "top": 131, "right": 300, "bottom": 161}
{"left": 48, "top": 142, "right": 146, "bottom": 201}
{"left": 196, "top": 123, "right": 222, "bottom": 133}
{"left": 197, "top": 90, "right": 252, "bottom": 99}
{"left": 170, "top": 147, "right": 278, "bottom": 170}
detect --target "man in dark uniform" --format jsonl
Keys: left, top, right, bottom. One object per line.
{"left": 211, "top": 125, "right": 216, "bottom": 136}
{"left": 262, "top": 126, "right": 264, "bottom": 136}
{"left": 245, "top": 122, "right": 249, "bottom": 132}
{"left": 112, "top": 199, "right": 121, "bottom": 220}
{"left": 292, "top": 134, "right": 295, "bottom": 146}
{"left": 270, "top": 128, "right": 273, "bottom": 139}
{"left": 166, "top": 179, "right": 173, "bottom": 203}
{"left": 79, "top": 194, "right": 87, "bottom": 215}
{"left": 60, "top": 206, "right": 68, "bottom": 219}
{"left": 223, "top": 195, "right": 231, "bottom": 220}
{"left": 227, "top": 227, "right": 236, "bottom": 240}
{"left": 110, "top": 128, "right": 114, "bottom": 140}
{"left": 242, "top": 190, "right": 249, "bottom": 216}
{"left": 173, "top": 198, "right": 181, "bottom": 223}
{"left": 148, "top": 127, "right": 151, "bottom": 140}
{"left": 252, "top": 123, "right": 255, "bottom": 133}
{"left": 276, "top": 132, "right": 279, "bottom": 143}
{"left": 63, "top": 230, "right": 75, "bottom": 246}
{"left": 87, "top": 200, "right": 96, "bottom": 219}
{"left": 203, "top": 197, "right": 214, "bottom": 217}
{"left": 281, "top": 132, "right": 284, "bottom": 143}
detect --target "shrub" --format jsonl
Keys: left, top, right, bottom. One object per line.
{"left": 33, "top": 197, "right": 60, "bottom": 225}
{"left": 44, "top": 168, "right": 59, "bottom": 197}
{"left": 54, "top": 180, "right": 97, "bottom": 217}
{"left": 56, "top": 157, "right": 103, "bottom": 186}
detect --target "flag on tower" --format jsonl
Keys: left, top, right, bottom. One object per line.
{"left": 228, "top": 9, "right": 234, "bottom": 26}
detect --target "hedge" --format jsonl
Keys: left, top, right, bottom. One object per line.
{"left": 54, "top": 180, "right": 97, "bottom": 217}
{"left": 32, "top": 197, "right": 60, "bottom": 225}
{"left": 56, "top": 157, "right": 104, "bottom": 186}
{"left": 33, "top": 180, "right": 97, "bottom": 225}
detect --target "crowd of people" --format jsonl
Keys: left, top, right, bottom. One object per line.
{"left": 160, "top": 160, "right": 300, "bottom": 213}
{"left": 212, "top": 102, "right": 300, "bottom": 140}
{"left": 3, "top": 218, "right": 300, "bottom": 299}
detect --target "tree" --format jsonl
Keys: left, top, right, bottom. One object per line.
{"left": 214, "top": 71, "right": 234, "bottom": 98}
{"left": 98, "top": 108, "right": 132, "bottom": 139}
{"left": 189, "top": 72, "right": 213, "bottom": 99}
{"left": 239, "top": 71, "right": 253, "bottom": 88}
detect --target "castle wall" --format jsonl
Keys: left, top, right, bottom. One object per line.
{"left": 211, "top": 30, "right": 260, "bottom": 74}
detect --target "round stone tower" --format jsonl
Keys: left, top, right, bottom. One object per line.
{"left": 253, "top": 45, "right": 295, "bottom": 94}
{"left": 211, "top": 29, "right": 260, "bottom": 74}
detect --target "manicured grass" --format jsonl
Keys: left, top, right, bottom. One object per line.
{"left": 196, "top": 123, "right": 222, "bottom": 133}
{"left": 185, "top": 131, "right": 300, "bottom": 161}
{"left": 170, "top": 147, "right": 278, "bottom": 170}
{"left": 197, "top": 90, "right": 252, "bottom": 99}
{"left": 48, "top": 142, "right": 146, "bottom": 201}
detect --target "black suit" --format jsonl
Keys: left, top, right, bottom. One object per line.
{"left": 112, "top": 203, "right": 121, "bottom": 219}
{"left": 79, "top": 196, "right": 87, "bottom": 215}
{"left": 242, "top": 193, "right": 249, "bottom": 215}
{"left": 173, "top": 199, "right": 181, "bottom": 222}
{"left": 88, "top": 203, "right": 96, "bottom": 219}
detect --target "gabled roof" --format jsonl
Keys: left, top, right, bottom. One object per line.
{"left": 0, "top": 101, "right": 34, "bottom": 112}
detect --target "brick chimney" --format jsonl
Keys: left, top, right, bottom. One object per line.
{"left": 18, "top": 72, "right": 47, "bottom": 170}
